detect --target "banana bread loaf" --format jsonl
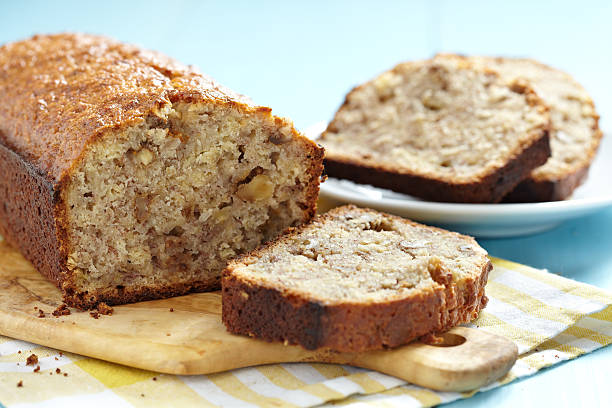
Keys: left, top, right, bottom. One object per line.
{"left": 0, "top": 34, "right": 324, "bottom": 309}
{"left": 222, "top": 205, "right": 491, "bottom": 352}
{"left": 318, "top": 57, "right": 551, "bottom": 203}
{"left": 438, "top": 55, "right": 601, "bottom": 202}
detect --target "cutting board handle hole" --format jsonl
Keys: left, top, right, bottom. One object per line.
{"left": 431, "top": 333, "right": 466, "bottom": 347}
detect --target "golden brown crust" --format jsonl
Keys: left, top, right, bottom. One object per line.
{"left": 0, "top": 33, "right": 260, "bottom": 183}
{"left": 222, "top": 205, "right": 491, "bottom": 352}
{"left": 0, "top": 141, "right": 68, "bottom": 289}
{"left": 63, "top": 278, "right": 220, "bottom": 309}
{"left": 0, "top": 33, "right": 323, "bottom": 309}
{"left": 292, "top": 129, "right": 325, "bottom": 221}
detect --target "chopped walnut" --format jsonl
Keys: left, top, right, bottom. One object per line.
{"left": 135, "top": 148, "right": 154, "bottom": 165}
{"left": 236, "top": 174, "right": 274, "bottom": 202}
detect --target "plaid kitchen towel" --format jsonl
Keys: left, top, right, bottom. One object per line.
{"left": 0, "top": 257, "right": 610, "bottom": 407}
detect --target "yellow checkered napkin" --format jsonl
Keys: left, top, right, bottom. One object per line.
{"left": 1, "top": 258, "right": 611, "bottom": 408}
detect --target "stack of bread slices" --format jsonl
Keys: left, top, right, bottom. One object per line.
{"left": 319, "top": 54, "right": 602, "bottom": 203}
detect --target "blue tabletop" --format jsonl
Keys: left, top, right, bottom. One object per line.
{"left": 1, "top": 0, "right": 611, "bottom": 406}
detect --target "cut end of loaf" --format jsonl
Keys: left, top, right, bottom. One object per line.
{"left": 222, "top": 205, "right": 491, "bottom": 352}
{"left": 61, "top": 102, "right": 323, "bottom": 308}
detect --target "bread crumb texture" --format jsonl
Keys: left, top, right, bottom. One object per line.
{"left": 232, "top": 207, "right": 487, "bottom": 303}
{"left": 0, "top": 34, "right": 323, "bottom": 308}
{"left": 64, "top": 102, "right": 319, "bottom": 305}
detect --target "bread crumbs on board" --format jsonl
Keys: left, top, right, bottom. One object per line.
{"left": 97, "top": 302, "right": 114, "bottom": 315}
{"left": 26, "top": 354, "right": 38, "bottom": 366}
{"left": 90, "top": 302, "right": 114, "bottom": 319}
{"left": 52, "top": 303, "right": 71, "bottom": 317}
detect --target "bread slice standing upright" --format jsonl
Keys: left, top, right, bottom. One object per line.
{"left": 438, "top": 55, "right": 601, "bottom": 202}
{"left": 319, "top": 57, "right": 551, "bottom": 203}
{"left": 0, "top": 34, "right": 324, "bottom": 309}
{"left": 222, "top": 205, "right": 491, "bottom": 352}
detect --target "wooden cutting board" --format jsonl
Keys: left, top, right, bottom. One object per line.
{"left": 0, "top": 239, "right": 517, "bottom": 392}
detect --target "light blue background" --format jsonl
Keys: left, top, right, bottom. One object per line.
{"left": 1, "top": 1, "right": 611, "bottom": 406}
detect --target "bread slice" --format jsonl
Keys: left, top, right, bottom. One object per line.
{"left": 437, "top": 55, "right": 601, "bottom": 202}
{"left": 318, "top": 57, "right": 551, "bottom": 203}
{"left": 222, "top": 205, "right": 491, "bottom": 352}
{"left": 0, "top": 34, "right": 324, "bottom": 309}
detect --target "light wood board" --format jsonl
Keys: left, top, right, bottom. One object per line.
{"left": 0, "top": 240, "right": 517, "bottom": 391}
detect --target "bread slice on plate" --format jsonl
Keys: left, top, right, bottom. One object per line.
{"left": 437, "top": 55, "right": 601, "bottom": 202}
{"left": 0, "top": 34, "right": 324, "bottom": 309}
{"left": 222, "top": 205, "right": 491, "bottom": 352}
{"left": 318, "top": 57, "right": 551, "bottom": 203}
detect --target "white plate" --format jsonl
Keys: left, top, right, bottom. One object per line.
{"left": 304, "top": 122, "right": 612, "bottom": 238}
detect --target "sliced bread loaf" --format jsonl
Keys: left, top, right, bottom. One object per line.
{"left": 437, "top": 55, "right": 601, "bottom": 202}
{"left": 222, "top": 205, "right": 491, "bottom": 352}
{"left": 0, "top": 34, "right": 324, "bottom": 309}
{"left": 318, "top": 57, "right": 551, "bottom": 203}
